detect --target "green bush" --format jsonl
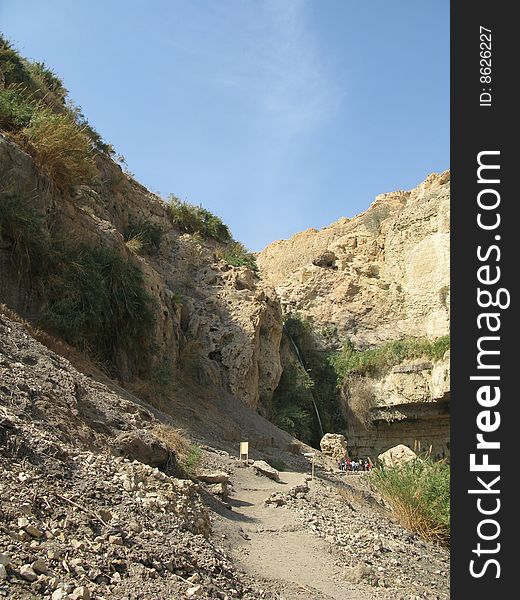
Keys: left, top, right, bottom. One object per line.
{"left": 183, "top": 444, "right": 202, "bottom": 476}
{"left": 0, "top": 85, "right": 40, "bottom": 131}
{"left": 0, "top": 187, "right": 155, "bottom": 372}
{"left": 0, "top": 189, "right": 50, "bottom": 275}
{"left": 284, "top": 312, "right": 312, "bottom": 337}
{"left": 222, "top": 241, "right": 258, "bottom": 271}
{"left": 0, "top": 34, "right": 33, "bottom": 88}
{"left": 167, "top": 195, "right": 232, "bottom": 243}
{"left": 26, "top": 61, "right": 67, "bottom": 102}
{"left": 42, "top": 244, "right": 155, "bottom": 369}
{"left": 271, "top": 364, "right": 314, "bottom": 442}
{"left": 330, "top": 335, "right": 450, "bottom": 381}
{"left": 370, "top": 457, "right": 450, "bottom": 545}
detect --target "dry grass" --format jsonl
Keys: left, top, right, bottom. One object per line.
{"left": 370, "top": 457, "right": 450, "bottom": 546}
{"left": 19, "top": 109, "right": 96, "bottom": 190}
{"left": 150, "top": 423, "right": 202, "bottom": 477}
{"left": 125, "top": 235, "right": 144, "bottom": 254}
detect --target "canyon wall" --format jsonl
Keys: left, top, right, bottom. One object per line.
{"left": 259, "top": 172, "right": 451, "bottom": 457}
{"left": 0, "top": 133, "right": 282, "bottom": 410}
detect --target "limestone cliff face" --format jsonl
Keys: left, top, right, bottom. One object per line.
{"left": 258, "top": 171, "right": 450, "bottom": 349}
{"left": 258, "top": 172, "right": 451, "bottom": 457}
{"left": 0, "top": 133, "right": 282, "bottom": 410}
{"left": 344, "top": 352, "right": 450, "bottom": 459}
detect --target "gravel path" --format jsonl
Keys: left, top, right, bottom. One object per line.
{"left": 209, "top": 458, "right": 450, "bottom": 600}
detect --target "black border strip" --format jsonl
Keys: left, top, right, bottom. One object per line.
{"left": 451, "top": 2, "right": 515, "bottom": 595}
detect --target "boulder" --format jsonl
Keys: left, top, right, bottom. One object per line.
{"left": 320, "top": 433, "right": 348, "bottom": 460}
{"left": 209, "top": 483, "right": 228, "bottom": 498}
{"left": 264, "top": 492, "right": 286, "bottom": 507}
{"left": 378, "top": 444, "right": 417, "bottom": 467}
{"left": 197, "top": 471, "right": 230, "bottom": 485}
{"left": 111, "top": 430, "right": 171, "bottom": 469}
{"left": 252, "top": 460, "right": 280, "bottom": 481}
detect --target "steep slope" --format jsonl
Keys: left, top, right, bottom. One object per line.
{"left": 0, "top": 130, "right": 282, "bottom": 412}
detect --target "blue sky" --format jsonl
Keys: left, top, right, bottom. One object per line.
{"left": 1, "top": 0, "right": 449, "bottom": 251}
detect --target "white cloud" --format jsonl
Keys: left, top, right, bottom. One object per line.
{"left": 159, "top": 0, "right": 342, "bottom": 136}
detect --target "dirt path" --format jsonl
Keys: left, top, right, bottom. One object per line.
{"left": 213, "top": 467, "right": 374, "bottom": 600}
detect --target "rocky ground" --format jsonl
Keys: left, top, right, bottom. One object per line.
{"left": 0, "top": 310, "right": 449, "bottom": 599}
{"left": 199, "top": 452, "right": 449, "bottom": 600}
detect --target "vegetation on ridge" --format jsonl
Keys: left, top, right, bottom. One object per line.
{"left": 330, "top": 335, "right": 450, "bottom": 381}
{"left": 1, "top": 33, "right": 112, "bottom": 190}
{"left": 167, "top": 194, "right": 258, "bottom": 270}
{"left": 167, "top": 195, "right": 232, "bottom": 243}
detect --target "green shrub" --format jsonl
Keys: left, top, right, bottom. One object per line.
{"left": 20, "top": 109, "right": 97, "bottom": 190}
{"left": 124, "top": 218, "right": 163, "bottom": 255}
{"left": 0, "top": 188, "right": 156, "bottom": 371}
{"left": 0, "top": 189, "right": 50, "bottom": 275}
{"left": 184, "top": 444, "right": 203, "bottom": 476}
{"left": 42, "top": 244, "right": 155, "bottom": 369}
{"left": 222, "top": 241, "right": 258, "bottom": 271}
{"left": 370, "top": 457, "right": 450, "bottom": 545}
{"left": 330, "top": 335, "right": 450, "bottom": 381}
{"left": 271, "top": 364, "right": 314, "bottom": 442}
{"left": 284, "top": 312, "right": 312, "bottom": 338}
{"left": 0, "top": 85, "right": 40, "bottom": 131}
{"left": 167, "top": 195, "right": 232, "bottom": 243}
{"left": 0, "top": 34, "right": 33, "bottom": 88}
{"left": 26, "top": 61, "right": 67, "bottom": 102}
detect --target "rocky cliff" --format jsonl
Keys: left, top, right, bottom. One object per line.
{"left": 0, "top": 133, "right": 282, "bottom": 413}
{"left": 258, "top": 172, "right": 451, "bottom": 458}
{"left": 258, "top": 171, "right": 450, "bottom": 348}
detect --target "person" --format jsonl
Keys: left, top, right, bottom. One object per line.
{"left": 346, "top": 457, "right": 351, "bottom": 472}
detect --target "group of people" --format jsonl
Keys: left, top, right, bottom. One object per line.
{"left": 338, "top": 456, "right": 372, "bottom": 472}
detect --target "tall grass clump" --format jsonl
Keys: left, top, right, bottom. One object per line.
{"left": 330, "top": 335, "right": 450, "bottom": 381}
{"left": 42, "top": 245, "right": 155, "bottom": 369}
{"left": 20, "top": 109, "right": 96, "bottom": 190}
{"left": 1, "top": 186, "right": 156, "bottom": 372}
{"left": 151, "top": 424, "right": 202, "bottom": 477}
{"left": 0, "top": 190, "right": 50, "bottom": 276}
{"left": 167, "top": 195, "right": 232, "bottom": 243}
{"left": 0, "top": 85, "right": 40, "bottom": 131}
{"left": 124, "top": 218, "right": 163, "bottom": 255}
{"left": 370, "top": 457, "right": 450, "bottom": 545}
